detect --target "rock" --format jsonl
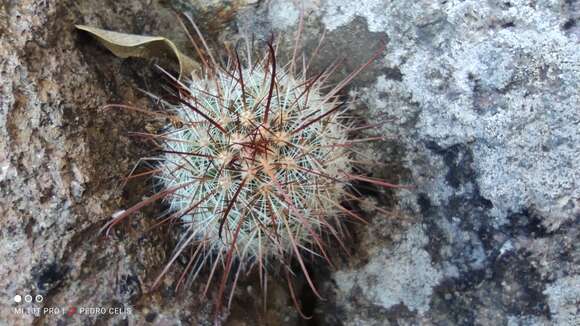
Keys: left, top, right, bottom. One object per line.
{"left": 318, "top": 0, "right": 577, "bottom": 325}
{"left": 544, "top": 275, "right": 580, "bottom": 325}
{"left": 0, "top": 0, "right": 214, "bottom": 324}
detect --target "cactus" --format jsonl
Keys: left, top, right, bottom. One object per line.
{"left": 101, "top": 22, "right": 401, "bottom": 322}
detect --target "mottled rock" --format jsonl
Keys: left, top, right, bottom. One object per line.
{"left": 318, "top": 0, "right": 578, "bottom": 325}
{"left": 0, "top": 0, "right": 213, "bottom": 324}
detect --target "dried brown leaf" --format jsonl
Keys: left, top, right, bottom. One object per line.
{"left": 75, "top": 25, "right": 199, "bottom": 80}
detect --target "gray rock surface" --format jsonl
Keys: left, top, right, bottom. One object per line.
{"left": 1, "top": 0, "right": 578, "bottom": 325}
{"left": 0, "top": 1, "right": 217, "bottom": 325}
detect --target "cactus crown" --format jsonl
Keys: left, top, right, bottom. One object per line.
{"left": 159, "top": 63, "right": 350, "bottom": 264}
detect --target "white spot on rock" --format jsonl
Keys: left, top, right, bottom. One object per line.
{"left": 334, "top": 225, "right": 443, "bottom": 314}
{"left": 544, "top": 275, "right": 580, "bottom": 326}
{"left": 268, "top": 0, "right": 299, "bottom": 30}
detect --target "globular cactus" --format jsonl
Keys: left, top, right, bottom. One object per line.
{"left": 102, "top": 21, "right": 399, "bottom": 322}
